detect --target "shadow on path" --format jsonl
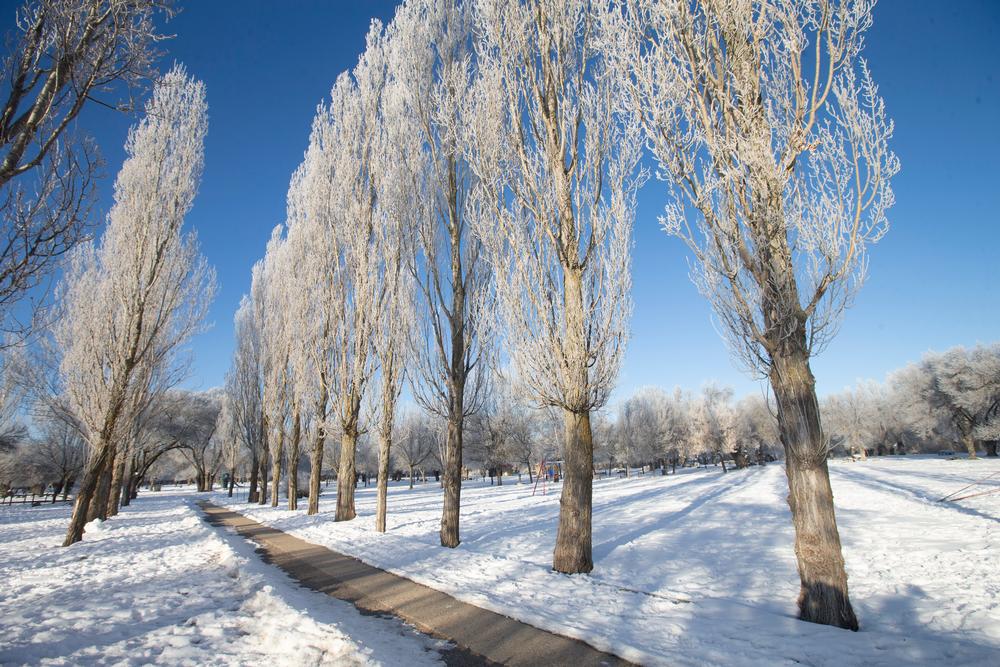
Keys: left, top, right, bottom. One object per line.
{"left": 198, "top": 501, "right": 632, "bottom": 667}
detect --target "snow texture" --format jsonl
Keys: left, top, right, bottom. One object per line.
{"left": 0, "top": 491, "right": 444, "bottom": 666}
{"left": 217, "top": 456, "right": 1000, "bottom": 666}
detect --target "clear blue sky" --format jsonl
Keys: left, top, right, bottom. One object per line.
{"left": 10, "top": 1, "right": 998, "bottom": 402}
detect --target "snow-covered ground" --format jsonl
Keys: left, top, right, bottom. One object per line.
{"left": 214, "top": 456, "right": 1000, "bottom": 666}
{"left": 0, "top": 490, "right": 445, "bottom": 666}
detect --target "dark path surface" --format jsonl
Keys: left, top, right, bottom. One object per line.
{"left": 198, "top": 501, "right": 634, "bottom": 667}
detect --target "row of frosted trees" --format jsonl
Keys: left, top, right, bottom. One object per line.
{"left": 226, "top": 0, "right": 897, "bottom": 631}
{"left": 823, "top": 344, "right": 1000, "bottom": 459}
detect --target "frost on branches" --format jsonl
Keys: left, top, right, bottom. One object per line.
{"left": 601, "top": 0, "right": 899, "bottom": 629}
{"left": 465, "top": 0, "right": 644, "bottom": 574}
{"left": 54, "top": 65, "right": 215, "bottom": 546}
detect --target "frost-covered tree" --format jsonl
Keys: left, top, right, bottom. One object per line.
{"left": 165, "top": 389, "right": 223, "bottom": 492}
{"left": 690, "top": 384, "right": 735, "bottom": 471}
{"left": 823, "top": 387, "right": 872, "bottom": 459}
{"left": 0, "top": 0, "right": 173, "bottom": 338}
{"left": 394, "top": 411, "right": 437, "bottom": 489}
{"left": 735, "top": 394, "right": 781, "bottom": 465}
{"left": 280, "top": 160, "right": 336, "bottom": 515}
{"left": 370, "top": 172, "right": 414, "bottom": 532}
{"left": 386, "top": 0, "right": 493, "bottom": 549}
{"left": 226, "top": 296, "right": 265, "bottom": 503}
{"left": 29, "top": 415, "right": 86, "bottom": 501}
{"left": 256, "top": 228, "right": 304, "bottom": 509}
{"left": 54, "top": 65, "right": 214, "bottom": 546}
{"left": 312, "top": 27, "right": 390, "bottom": 523}
{"left": 602, "top": 0, "right": 899, "bottom": 628}
{"left": 465, "top": 0, "right": 644, "bottom": 574}
{"left": 893, "top": 345, "right": 1000, "bottom": 459}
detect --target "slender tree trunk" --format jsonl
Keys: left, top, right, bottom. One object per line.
{"left": 258, "top": 451, "right": 268, "bottom": 505}
{"left": 307, "top": 427, "right": 325, "bottom": 515}
{"left": 308, "top": 388, "right": 328, "bottom": 515}
{"left": 288, "top": 409, "right": 301, "bottom": 510}
{"left": 770, "top": 345, "right": 858, "bottom": 631}
{"left": 247, "top": 450, "right": 260, "bottom": 503}
{"left": 553, "top": 408, "right": 594, "bottom": 573}
{"left": 439, "top": 179, "right": 468, "bottom": 547}
{"left": 336, "top": 427, "right": 358, "bottom": 521}
{"left": 106, "top": 449, "right": 127, "bottom": 517}
{"left": 986, "top": 441, "right": 998, "bottom": 458}
{"left": 552, "top": 254, "right": 594, "bottom": 574}
{"left": 120, "top": 457, "right": 134, "bottom": 507}
{"left": 375, "top": 427, "right": 391, "bottom": 533}
{"left": 271, "top": 424, "right": 284, "bottom": 508}
{"left": 227, "top": 465, "right": 236, "bottom": 497}
{"left": 63, "top": 445, "right": 112, "bottom": 546}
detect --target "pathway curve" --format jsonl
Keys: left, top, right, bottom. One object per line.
{"left": 198, "top": 501, "right": 632, "bottom": 667}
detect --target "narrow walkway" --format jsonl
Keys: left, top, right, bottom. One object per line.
{"left": 198, "top": 502, "right": 632, "bottom": 667}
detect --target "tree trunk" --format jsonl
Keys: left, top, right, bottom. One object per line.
{"left": 63, "top": 446, "right": 111, "bottom": 546}
{"left": 227, "top": 465, "right": 236, "bottom": 497}
{"left": 89, "top": 457, "right": 113, "bottom": 522}
{"left": 120, "top": 457, "right": 135, "bottom": 507}
{"left": 439, "top": 405, "right": 464, "bottom": 546}
{"left": 288, "top": 409, "right": 301, "bottom": 510}
{"left": 962, "top": 433, "right": 978, "bottom": 459}
{"left": 258, "top": 452, "right": 268, "bottom": 505}
{"left": 106, "top": 448, "right": 127, "bottom": 517}
{"left": 336, "top": 428, "right": 358, "bottom": 522}
{"left": 553, "top": 408, "right": 594, "bottom": 574}
{"left": 376, "top": 428, "right": 391, "bottom": 533}
{"left": 307, "top": 427, "right": 325, "bottom": 515}
{"left": 771, "top": 347, "right": 858, "bottom": 631}
{"left": 985, "top": 441, "right": 998, "bottom": 458}
{"left": 247, "top": 450, "right": 260, "bottom": 503}
{"left": 271, "top": 424, "right": 284, "bottom": 508}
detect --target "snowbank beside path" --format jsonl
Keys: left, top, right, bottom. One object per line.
{"left": 0, "top": 491, "right": 444, "bottom": 666}
{"left": 216, "top": 457, "right": 1000, "bottom": 666}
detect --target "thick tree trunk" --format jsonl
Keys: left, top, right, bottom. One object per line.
{"left": 553, "top": 408, "right": 594, "bottom": 574}
{"left": 288, "top": 409, "right": 301, "bottom": 510}
{"left": 336, "top": 428, "right": 358, "bottom": 522}
{"left": 771, "top": 347, "right": 858, "bottom": 631}
{"left": 375, "top": 428, "right": 391, "bottom": 533}
{"left": 63, "top": 446, "right": 111, "bottom": 546}
{"left": 986, "top": 441, "right": 998, "bottom": 457}
{"left": 962, "top": 433, "right": 978, "bottom": 459}
{"left": 89, "top": 457, "right": 113, "bottom": 522}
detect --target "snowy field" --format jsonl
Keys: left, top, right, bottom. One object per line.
{"left": 214, "top": 456, "right": 1000, "bottom": 666}
{"left": 0, "top": 491, "right": 445, "bottom": 666}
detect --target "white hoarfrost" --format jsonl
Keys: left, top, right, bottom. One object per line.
{"left": 215, "top": 456, "right": 999, "bottom": 666}
{"left": 0, "top": 491, "right": 444, "bottom": 666}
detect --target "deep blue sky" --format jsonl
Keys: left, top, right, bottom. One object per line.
{"left": 10, "top": 1, "right": 998, "bottom": 403}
